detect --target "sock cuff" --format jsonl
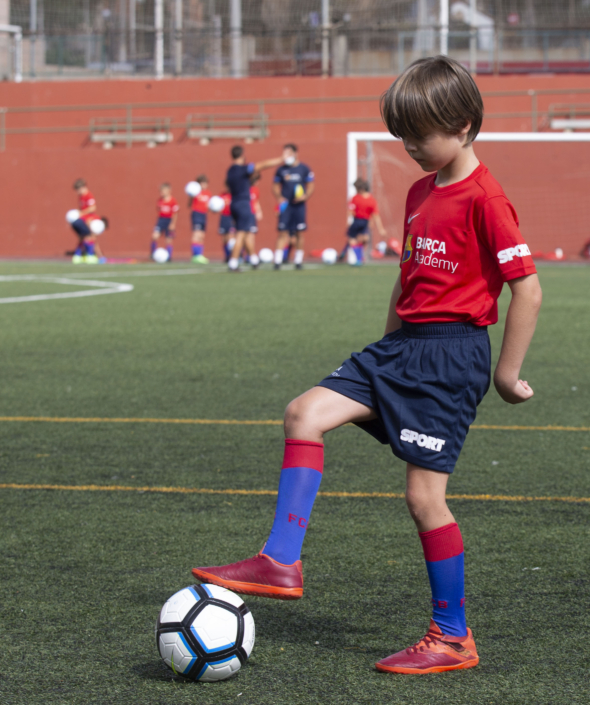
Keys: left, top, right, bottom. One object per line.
{"left": 282, "top": 438, "right": 324, "bottom": 473}
{"left": 419, "top": 522, "right": 463, "bottom": 562}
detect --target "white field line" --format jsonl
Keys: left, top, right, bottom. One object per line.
{"left": 0, "top": 275, "right": 133, "bottom": 304}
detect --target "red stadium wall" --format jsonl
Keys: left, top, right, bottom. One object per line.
{"left": 1, "top": 74, "right": 590, "bottom": 259}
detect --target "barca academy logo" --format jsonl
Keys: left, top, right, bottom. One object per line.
{"left": 402, "top": 235, "right": 413, "bottom": 263}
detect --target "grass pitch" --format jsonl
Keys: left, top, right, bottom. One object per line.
{"left": 0, "top": 261, "right": 588, "bottom": 705}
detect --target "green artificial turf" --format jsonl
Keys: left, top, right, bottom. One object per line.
{"left": 0, "top": 261, "right": 588, "bottom": 704}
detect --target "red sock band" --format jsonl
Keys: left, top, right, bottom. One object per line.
{"left": 282, "top": 439, "right": 324, "bottom": 473}
{"left": 419, "top": 522, "right": 464, "bottom": 562}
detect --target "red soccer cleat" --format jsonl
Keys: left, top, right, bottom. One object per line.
{"left": 191, "top": 551, "right": 303, "bottom": 600}
{"left": 375, "top": 620, "right": 479, "bottom": 674}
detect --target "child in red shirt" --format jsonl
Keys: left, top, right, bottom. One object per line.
{"left": 191, "top": 56, "right": 542, "bottom": 674}
{"left": 189, "top": 174, "right": 211, "bottom": 264}
{"left": 151, "top": 183, "right": 179, "bottom": 261}
{"left": 345, "top": 178, "right": 386, "bottom": 265}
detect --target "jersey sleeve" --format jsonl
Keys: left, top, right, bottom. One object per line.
{"left": 478, "top": 196, "right": 536, "bottom": 281}
{"left": 273, "top": 167, "right": 283, "bottom": 184}
{"left": 306, "top": 166, "right": 315, "bottom": 182}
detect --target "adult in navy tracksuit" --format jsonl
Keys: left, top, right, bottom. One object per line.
{"left": 225, "top": 145, "right": 283, "bottom": 272}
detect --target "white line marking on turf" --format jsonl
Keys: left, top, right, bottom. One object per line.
{"left": 0, "top": 275, "right": 133, "bottom": 304}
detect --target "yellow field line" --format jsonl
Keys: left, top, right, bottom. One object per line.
{"left": 0, "top": 416, "right": 588, "bottom": 432}
{"left": 0, "top": 483, "right": 588, "bottom": 503}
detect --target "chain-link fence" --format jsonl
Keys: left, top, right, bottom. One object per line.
{"left": 3, "top": 1, "right": 590, "bottom": 80}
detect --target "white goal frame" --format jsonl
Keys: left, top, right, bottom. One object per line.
{"left": 347, "top": 131, "right": 590, "bottom": 198}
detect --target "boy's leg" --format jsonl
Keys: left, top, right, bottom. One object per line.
{"left": 151, "top": 230, "right": 159, "bottom": 256}
{"left": 191, "top": 387, "right": 376, "bottom": 598}
{"left": 229, "top": 230, "right": 246, "bottom": 270}
{"left": 244, "top": 233, "right": 259, "bottom": 268}
{"left": 376, "top": 463, "right": 478, "bottom": 674}
{"left": 274, "top": 231, "right": 289, "bottom": 269}
{"left": 191, "top": 227, "right": 209, "bottom": 263}
{"left": 165, "top": 235, "right": 174, "bottom": 261}
{"left": 293, "top": 233, "right": 304, "bottom": 269}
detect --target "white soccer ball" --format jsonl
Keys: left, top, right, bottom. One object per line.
{"left": 156, "top": 584, "right": 255, "bottom": 682}
{"left": 90, "top": 219, "right": 105, "bottom": 235}
{"left": 555, "top": 247, "right": 564, "bottom": 260}
{"left": 322, "top": 248, "right": 338, "bottom": 265}
{"left": 66, "top": 209, "right": 80, "bottom": 224}
{"left": 153, "top": 247, "right": 170, "bottom": 264}
{"left": 259, "top": 248, "right": 273, "bottom": 264}
{"left": 185, "top": 181, "right": 202, "bottom": 198}
{"left": 208, "top": 195, "right": 225, "bottom": 213}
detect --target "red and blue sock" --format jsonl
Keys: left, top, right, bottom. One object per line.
{"left": 223, "top": 242, "right": 231, "bottom": 261}
{"left": 263, "top": 439, "right": 323, "bottom": 566}
{"left": 353, "top": 245, "right": 364, "bottom": 262}
{"left": 85, "top": 241, "right": 95, "bottom": 256}
{"left": 192, "top": 244, "right": 204, "bottom": 257}
{"left": 419, "top": 522, "right": 467, "bottom": 637}
{"left": 151, "top": 241, "right": 157, "bottom": 254}
{"left": 283, "top": 244, "right": 291, "bottom": 263}
{"left": 166, "top": 244, "right": 173, "bottom": 260}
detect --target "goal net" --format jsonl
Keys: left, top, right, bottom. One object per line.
{"left": 348, "top": 132, "right": 590, "bottom": 259}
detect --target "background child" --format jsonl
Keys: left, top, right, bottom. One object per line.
{"left": 191, "top": 56, "right": 542, "bottom": 675}
{"left": 189, "top": 174, "right": 211, "bottom": 264}
{"left": 346, "top": 177, "right": 387, "bottom": 266}
{"left": 70, "top": 178, "right": 107, "bottom": 264}
{"left": 151, "top": 182, "right": 178, "bottom": 262}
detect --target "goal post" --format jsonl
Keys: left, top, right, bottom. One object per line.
{"left": 348, "top": 131, "right": 590, "bottom": 258}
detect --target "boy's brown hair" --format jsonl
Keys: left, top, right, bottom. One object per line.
{"left": 380, "top": 55, "right": 483, "bottom": 143}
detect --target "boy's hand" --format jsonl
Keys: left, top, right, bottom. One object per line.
{"left": 493, "top": 372, "right": 534, "bottom": 404}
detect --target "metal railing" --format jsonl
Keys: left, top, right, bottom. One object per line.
{"left": 3, "top": 87, "right": 590, "bottom": 151}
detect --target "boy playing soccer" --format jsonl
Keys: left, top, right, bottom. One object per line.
{"left": 346, "top": 177, "right": 387, "bottom": 265}
{"left": 70, "top": 179, "right": 107, "bottom": 264}
{"left": 192, "top": 56, "right": 542, "bottom": 673}
{"left": 151, "top": 183, "right": 179, "bottom": 261}
{"left": 226, "top": 146, "right": 283, "bottom": 272}
{"left": 189, "top": 174, "right": 211, "bottom": 264}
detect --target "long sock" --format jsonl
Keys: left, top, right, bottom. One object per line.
{"left": 347, "top": 247, "right": 358, "bottom": 265}
{"left": 223, "top": 243, "right": 231, "bottom": 262}
{"left": 294, "top": 249, "right": 304, "bottom": 265}
{"left": 419, "top": 522, "right": 467, "bottom": 637}
{"left": 166, "top": 244, "right": 173, "bottom": 260}
{"left": 353, "top": 245, "right": 364, "bottom": 262}
{"left": 263, "top": 439, "right": 324, "bottom": 565}
{"left": 85, "top": 241, "right": 95, "bottom": 256}
{"left": 283, "top": 244, "right": 291, "bottom": 262}
{"left": 228, "top": 257, "right": 239, "bottom": 270}
{"left": 192, "top": 243, "right": 203, "bottom": 257}
{"left": 74, "top": 244, "right": 84, "bottom": 256}
{"left": 274, "top": 249, "right": 284, "bottom": 265}
{"left": 151, "top": 241, "right": 157, "bottom": 254}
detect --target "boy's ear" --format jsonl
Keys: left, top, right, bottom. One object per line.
{"left": 459, "top": 121, "right": 471, "bottom": 136}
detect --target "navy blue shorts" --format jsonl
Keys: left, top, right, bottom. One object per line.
{"left": 191, "top": 211, "right": 207, "bottom": 231}
{"left": 231, "top": 200, "right": 254, "bottom": 232}
{"left": 218, "top": 215, "right": 235, "bottom": 235}
{"left": 317, "top": 322, "right": 491, "bottom": 473}
{"left": 155, "top": 216, "right": 174, "bottom": 236}
{"left": 71, "top": 219, "right": 91, "bottom": 237}
{"left": 347, "top": 218, "right": 369, "bottom": 238}
{"left": 248, "top": 212, "right": 258, "bottom": 234}
{"left": 278, "top": 203, "right": 306, "bottom": 233}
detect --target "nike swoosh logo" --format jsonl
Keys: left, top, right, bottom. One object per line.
{"left": 407, "top": 213, "right": 420, "bottom": 224}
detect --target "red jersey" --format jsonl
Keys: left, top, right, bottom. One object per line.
{"left": 221, "top": 192, "right": 232, "bottom": 217}
{"left": 250, "top": 186, "right": 260, "bottom": 211}
{"left": 397, "top": 163, "right": 536, "bottom": 326}
{"left": 191, "top": 188, "right": 212, "bottom": 214}
{"left": 349, "top": 193, "right": 378, "bottom": 221}
{"left": 78, "top": 191, "right": 97, "bottom": 222}
{"left": 157, "top": 197, "right": 179, "bottom": 218}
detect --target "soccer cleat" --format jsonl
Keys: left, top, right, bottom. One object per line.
{"left": 375, "top": 620, "right": 479, "bottom": 674}
{"left": 295, "top": 263, "right": 303, "bottom": 270}
{"left": 191, "top": 551, "right": 303, "bottom": 600}
{"left": 273, "top": 263, "right": 281, "bottom": 271}
{"left": 192, "top": 254, "right": 209, "bottom": 264}
{"left": 72, "top": 255, "right": 84, "bottom": 264}
{"left": 84, "top": 254, "right": 99, "bottom": 264}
